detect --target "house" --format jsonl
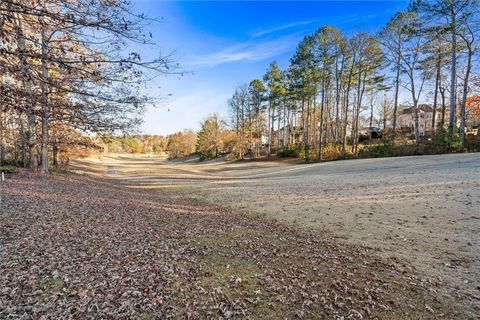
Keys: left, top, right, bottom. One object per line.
{"left": 397, "top": 104, "right": 447, "bottom": 136}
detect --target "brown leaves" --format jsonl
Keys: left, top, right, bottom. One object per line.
{"left": 425, "top": 304, "right": 435, "bottom": 314}
{"left": 0, "top": 173, "right": 457, "bottom": 318}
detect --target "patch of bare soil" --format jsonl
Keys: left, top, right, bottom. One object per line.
{"left": 0, "top": 172, "right": 465, "bottom": 319}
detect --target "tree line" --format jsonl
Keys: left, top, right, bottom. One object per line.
{"left": 98, "top": 121, "right": 236, "bottom": 161}
{"left": 0, "top": 0, "right": 176, "bottom": 171}
{"left": 2, "top": 0, "right": 478, "bottom": 167}
{"left": 226, "top": 0, "right": 480, "bottom": 161}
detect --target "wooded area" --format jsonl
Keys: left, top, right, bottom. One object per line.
{"left": 1, "top": 1, "right": 479, "bottom": 318}
{"left": 0, "top": 0, "right": 176, "bottom": 171}
{"left": 1, "top": 0, "right": 479, "bottom": 168}
{"left": 223, "top": 0, "right": 480, "bottom": 161}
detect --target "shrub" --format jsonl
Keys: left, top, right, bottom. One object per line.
{"left": 297, "top": 145, "right": 314, "bottom": 161}
{"left": 122, "top": 137, "right": 143, "bottom": 153}
{"left": 277, "top": 147, "right": 300, "bottom": 158}
{"left": 322, "top": 143, "right": 343, "bottom": 160}
{"left": 199, "top": 150, "right": 217, "bottom": 160}
{"left": 226, "top": 153, "right": 241, "bottom": 161}
{"left": 426, "top": 130, "right": 460, "bottom": 154}
{"left": 359, "top": 139, "right": 394, "bottom": 158}
{"left": 342, "top": 152, "right": 355, "bottom": 160}
{"left": 0, "top": 165, "right": 17, "bottom": 174}
{"left": 466, "top": 133, "right": 480, "bottom": 152}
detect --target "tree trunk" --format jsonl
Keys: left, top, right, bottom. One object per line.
{"left": 276, "top": 103, "right": 281, "bottom": 149}
{"left": 53, "top": 138, "right": 58, "bottom": 168}
{"left": 305, "top": 97, "right": 311, "bottom": 161}
{"left": 459, "top": 45, "right": 473, "bottom": 149}
{"left": 440, "top": 86, "right": 447, "bottom": 133}
{"left": 353, "top": 69, "right": 365, "bottom": 156}
{"left": 0, "top": 103, "right": 5, "bottom": 166}
{"left": 19, "top": 115, "right": 27, "bottom": 166}
{"left": 354, "top": 83, "right": 365, "bottom": 156}
{"left": 342, "top": 91, "right": 349, "bottom": 154}
{"left": 282, "top": 101, "right": 287, "bottom": 148}
{"left": 318, "top": 76, "right": 325, "bottom": 160}
{"left": 334, "top": 55, "right": 344, "bottom": 144}
{"left": 413, "top": 101, "right": 420, "bottom": 143}
{"left": 271, "top": 101, "right": 275, "bottom": 154}
{"left": 392, "top": 44, "right": 401, "bottom": 140}
{"left": 382, "top": 99, "right": 387, "bottom": 131}
{"left": 40, "top": 4, "right": 50, "bottom": 173}
{"left": 301, "top": 95, "right": 305, "bottom": 148}
{"left": 343, "top": 52, "right": 356, "bottom": 155}
{"left": 408, "top": 68, "right": 420, "bottom": 143}
{"left": 256, "top": 98, "right": 261, "bottom": 158}
{"left": 343, "top": 83, "right": 352, "bottom": 154}
{"left": 286, "top": 107, "right": 290, "bottom": 147}
{"left": 26, "top": 111, "right": 37, "bottom": 169}
{"left": 432, "top": 57, "right": 440, "bottom": 137}
{"left": 16, "top": 16, "right": 38, "bottom": 171}
{"left": 240, "top": 99, "right": 245, "bottom": 159}
{"left": 267, "top": 100, "right": 271, "bottom": 158}
{"left": 448, "top": 9, "right": 457, "bottom": 134}
{"left": 410, "top": 78, "right": 420, "bottom": 143}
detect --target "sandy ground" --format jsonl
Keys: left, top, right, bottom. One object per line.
{"left": 72, "top": 153, "right": 480, "bottom": 314}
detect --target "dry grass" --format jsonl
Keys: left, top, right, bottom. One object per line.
{"left": 1, "top": 171, "right": 469, "bottom": 318}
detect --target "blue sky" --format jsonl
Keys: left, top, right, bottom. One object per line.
{"left": 134, "top": 1, "right": 409, "bottom": 135}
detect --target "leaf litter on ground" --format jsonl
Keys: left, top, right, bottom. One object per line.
{"left": 0, "top": 172, "right": 465, "bottom": 319}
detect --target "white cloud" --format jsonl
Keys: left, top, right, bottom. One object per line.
{"left": 334, "top": 14, "right": 379, "bottom": 26}
{"left": 251, "top": 20, "right": 316, "bottom": 37}
{"left": 186, "top": 34, "right": 300, "bottom": 68}
{"left": 184, "top": 13, "right": 380, "bottom": 69}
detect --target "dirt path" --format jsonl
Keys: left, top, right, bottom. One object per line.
{"left": 72, "top": 152, "right": 480, "bottom": 315}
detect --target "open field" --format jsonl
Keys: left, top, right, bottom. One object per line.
{"left": 72, "top": 153, "right": 480, "bottom": 316}
{"left": 4, "top": 172, "right": 467, "bottom": 319}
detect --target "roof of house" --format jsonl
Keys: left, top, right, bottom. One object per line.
{"left": 398, "top": 104, "right": 435, "bottom": 115}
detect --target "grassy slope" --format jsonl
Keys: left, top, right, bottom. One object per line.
{"left": 0, "top": 172, "right": 464, "bottom": 319}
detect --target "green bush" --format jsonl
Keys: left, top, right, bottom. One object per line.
{"left": 226, "top": 153, "right": 240, "bottom": 161}
{"left": 445, "top": 129, "right": 461, "bottom": 152}
{"left": 199, "top": 150, "right": 217, "bottom": 160}
{"left": 0, "top": 165, "right": 17, "bottom": 174}
{"left": 358, "top": 131, "right": 466, "bottom": 158}
{"left": 335, "top": 151, "right": 354, "bottom": 160}
{"left": 424, "top": 130, "right": 461, "bottom": 154}
{"left": 277, "top": 147, "right": 300, "bottom": 158}
{"left": 359, "top": 139, "right": 394, "bottom": 158}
